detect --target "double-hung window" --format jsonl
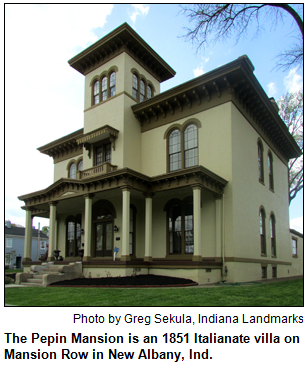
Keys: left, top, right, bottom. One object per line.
{"left": 169, "top": 129, "right": 181, "bottom": 172}
{"left": 95, "top": 143, "right": 112, "bottom": 166}
{"left": 260, "top": 209, "right": 266, "bottom": 254}
{"left": 184, "top": 124, "right": 198, "bottom": 168}
{"left": 268, "top": 152, "right": 274, "bottom": 190}
{"left": 270, "top": 214, "right": 276, "bottom": 256}
{"left": 258, "top": 141, "right": 264, "bottom": 182}
{"left": 168, "top": 124, "right": 198, "bottom": 172}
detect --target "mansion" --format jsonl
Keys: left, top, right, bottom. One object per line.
{"left": 18, "top": 23, "right": 303, "bottom": 284}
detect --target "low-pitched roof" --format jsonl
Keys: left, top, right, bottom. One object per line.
{"left": 68, "top": 23, "right": 176, "bottom": 82}
{"left": 132, "top": 55, "right": 301, "bottom": 161}
{"left": 5, "top": 226, "right": 49, "bottom": 239}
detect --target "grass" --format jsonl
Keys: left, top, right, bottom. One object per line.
{"left": 5, "top": 278, "right": 303, "bottom": 306}
{"left": 5, "top": 269, "right": 23, "bottom": 273}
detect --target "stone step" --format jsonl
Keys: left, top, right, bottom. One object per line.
{"left": 45, "top": 267, "right": 62, "bottom": 272}
{"left": 33, "top": 275, "right": 43, "bottom": 279}
{"left": 27, "top": 278, "right": 43, "bottom": 284}
{"left": 37, "top": 271, "right": 61, "bottom": 275}
{"left": 20, "top": 282, "right": 44, "bottom": 287}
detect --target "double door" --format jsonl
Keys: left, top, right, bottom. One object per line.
{"left": 95, "top": 221, "right": 113, "bottom": 257}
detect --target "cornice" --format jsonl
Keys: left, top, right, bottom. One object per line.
{"left": 68, "top": 23, "right": 176, "bottom": 82}
{"left": 37, "top": 128, "right": 84, "bottom": 159}
{"left": 18, "top": 166, "right": 228, "bottom": 207}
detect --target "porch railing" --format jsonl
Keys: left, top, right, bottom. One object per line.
{"left": 78, "top": 162, "right": 118, "bottom": 179}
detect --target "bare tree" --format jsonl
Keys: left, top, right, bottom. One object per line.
{"left": 277, "top": 91, "right": 303, "bottom": 204}
{"left": 180, "top": 4, "right": 303, "bottom": 70}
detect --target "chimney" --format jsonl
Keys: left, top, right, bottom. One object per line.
{"left": 269, "top": 97, "right": 280, "bottom": 113}
{"left": 5, "top": 220, "right": 11, "bottom": 228}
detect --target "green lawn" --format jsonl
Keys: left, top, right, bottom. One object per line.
{"left": 5, "top": 279, "right": 303, "bottom": 306}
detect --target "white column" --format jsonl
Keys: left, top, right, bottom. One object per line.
{"left": 192, "top": 185, "right": 202, "bottom": 261}
{"left": 47, "top": 202, "right": 58, "bottom": 261}
{"left": 144, "top": 194, "right": 154, "bottom": 261}
{"left": 23, "top": 208, "right": 33, "bottom": 262}
{"left": 84, "top": 194, "right": 93, "bottom": 261}
{"left": 121, "top": 187, "right": 130, "bottom": 261}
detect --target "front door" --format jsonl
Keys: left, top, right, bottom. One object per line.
{"left": 95, "top": 221, "right": 113, "bottom": 257}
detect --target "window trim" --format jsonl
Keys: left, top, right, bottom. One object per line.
{"left": 6, "top": 237, "right": 13, "bottom": 248}
{"left": 94, "top": 140, "right": 112, "bottom": 166}
{"left": 67, "top": 158, "right": 83, "bottom": 179}
{"left": 258, "top": 139, "right": 264, "bottom": 184}
{"left": 259, "top": 207, "right": 266, "bottom": 255}
{"left": 270, "top": 213, "right": 276, "bottom": 257}
{"left": 131, "top": 69, "right": 155, "bottom": 101}
{"left": 268, "top": 151, "right": 274, "bottom": 191}
{"left": 166, "top": 121, "right": 200, "bottom": 172}
{"left": 291, "top": 237, "right": 298, "bottom": 257}
{"left": 90, "top": 67, "right": 118, "bottom": 106}
{"left": 68, "top": 162, "right": 77, "bottom": 179}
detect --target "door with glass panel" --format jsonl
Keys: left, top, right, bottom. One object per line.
{"left": 95, "top": 221, "right": 113, "bottom": 257}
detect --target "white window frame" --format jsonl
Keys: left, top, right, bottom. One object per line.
{"left": 6, "top": 237, "right": 13, "bottom": 248}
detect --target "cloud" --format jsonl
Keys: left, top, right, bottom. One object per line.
{"left": 129, "top": 4, "right": 149, "bottom": 23}
{"left": 193, "top": 57, "right": 209, "bottom": 77}
{"left": 193, "top": 66, "right": 205, "bottom": 77}
{"left": 267, "top": 82, "right": 277, "bottom": 96}
{"left": 284, "top": 66, "right": 303, "bottom": 93}
{"left": 290, "top": 217, "right": 303, "bottom": 233}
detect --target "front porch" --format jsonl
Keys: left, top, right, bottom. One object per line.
{"left": 18, "top": 166, "right": 228, "bottom": 284}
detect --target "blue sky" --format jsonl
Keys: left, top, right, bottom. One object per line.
{"left": 5, "top": 4, "right": 303, "bottom": 231}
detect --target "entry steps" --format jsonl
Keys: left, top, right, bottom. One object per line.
{"left": 15, "top": 262, "right": 82, "bottom": 287}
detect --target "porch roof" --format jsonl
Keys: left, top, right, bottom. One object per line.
{"left": 18, "top": 166, "right": 228, "bottom": 209}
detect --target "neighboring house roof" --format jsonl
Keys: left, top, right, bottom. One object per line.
{"left": 5, "top": 226, "right": 49, "bottom": 239}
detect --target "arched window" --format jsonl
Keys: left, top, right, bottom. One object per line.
{"left": 140, "top": 80, "right": 145, "bottom": 102}
{"left": 167, "top": 198, "right": 193, "bottom": 255}
{"left": 101, "top": 76, "right": 107, "bottom": 101}
{"left": 270, "top": 214, "right": 276, "bottom": 256}
{"left": 77, "top": 160, "right": 83, "bottom": 172}
{"left": 169, "top": 129, "right": 181, "bottom": 172}
{"left": 110, "top": 72, "right": 116, "bottom": 97}
{"left": 268, "top": 152, "right": 274, "bottom": 190}
{"left": 184, "top": 124, "right": 198, "bottom": 168}
{"left": 66, "top": 215, "right": 82, "bottom": 257}
{"left": 93, "top": 80, "right": 99, "bottom": 105}
{"left": 69, "top": 163, "right": 76, "bottom": 179}
{"left": 258, "top": 140, "right": 264, "bottom": 182}
{"left": 260, "top": 208, "right": 266, "bottom": 254}
{"left": 132, "top": 74, "right": 138, "bottom": 99}
{"left": 147, "top": 85, "right": 152, "bottom": 99}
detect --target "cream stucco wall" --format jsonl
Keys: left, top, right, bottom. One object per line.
{"left": 140, "top": 103, "right": 233, "bottom": 179}
{"left": 53, "top": 154, "right": 83, "bottom": 182}
{"left": 82, "top": 52, "right": 160, "bottom": 172}
{"left": 230, "top": 104, "right": 290, "bottom": 260}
